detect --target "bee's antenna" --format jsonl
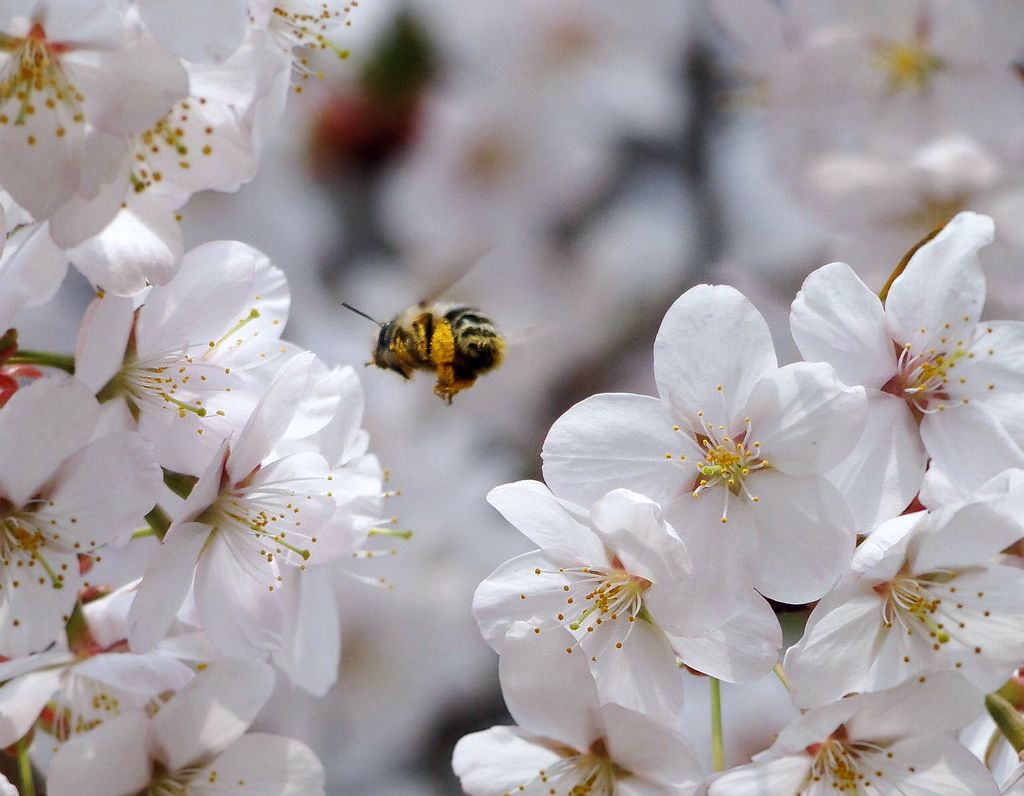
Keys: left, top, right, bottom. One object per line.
{"left": 340, "top": 302, "right": 384, "bottom": 327}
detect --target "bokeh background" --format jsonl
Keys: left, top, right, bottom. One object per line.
{"left": 18, "top": 1, "right": 1024, "bottom": 792}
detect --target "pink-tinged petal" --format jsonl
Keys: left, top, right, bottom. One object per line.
{"left": 193, "top": 531, "right": 283, "bottom": 657}
{"left": 73, "top": 652, "right": 194, "bottom": 697}
{"left": 784, "top": 586, "right": 887, "bottom": 709}
{"left": 583, "top": 618, "right": 685, "bottom": 730}
{"left": 0, "top": 376, "right": 98, "bottom": 506}
{"left": 70, "top": 35, "right": 188, "bottom": 136}
{"left": 921, "top": 402, "right": 1024, "bottom": 496}
{"left": 0, "top": 223, "right": 69, "bottom": 330}
{"left": 487, "top": 481, "right": 607, "bottom": 563}
{"left": 190, "top": 734, "right": 325, "bottom": 796}
{"left": 654, "top": 285, "right": 777, "bottom": 431}
{"left": 69, "top": 192, "right": 183, "bottom": 295}
{"left": 74, "top": 293, "right": 134, "bottom": 394}
{"left": 872, "top": 736, "right": 999, "bottom": 795}
{"left": 791, "top": 262, "right": 898, "bottom": 389}
{"left": 136, "top": 0, "right": 248, "bottom": 63}
{"left": 602, "top": 703, "right": 703, "bottom": 791}
{"left": 743, "top": 361, "right": 867, "bottom": 476}
{"left": 0, "top": 667, "right": 62, "bottom": 747}
{"left": 34, "top": 431, "right": 161, "bottom": 547}
{"left": 706, "top": 755, "right": 812, "bottom": 795}
{"left": 46, "top": 713, "right": 152, "bottom": 796}
{"left": 452, "top": 726, "right": 564, "bottom": 796}
{"left": 847, "top": 671, "right": 986, "bottom": 742}
{"left": 750, "top": 473, "right": 855, "bottom": 604}
{"left": 826, "top": 389, "right": 926, "bottom": 534}
{"left": 472, "top": 551, "right": 582, "bottom": 651}
{"left": 499, "top": 622, "right": 602, "bottom": 752}
{"left": 669, "top": 592, "right": 781, "bottom": 683}
{"left": 885, "top": 212, "right": 993, "bottom": 351}
{"left": 0, "top": 549, "right": 80, "bottom": 657}
{"left": 135, "top": 240, "right": 258, "bottom": 359}
{"left": 127, "top": 521, "right": 211, "bottom": 653}
{"left": 150, "top": 659, "right": 275, "bottom": 773}
{"left": 23, "top": 0, "right": 129, "bottom": 45}
{"left": 541, "top": 393, "right": 686, "bottom": 509}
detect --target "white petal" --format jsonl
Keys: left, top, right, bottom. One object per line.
{"left": 272, "top": 565, "right": 339, "bottom": 696}
{"left": 706, "top": 755, "right": 812, "bottom": 796}
{"left": 34, "top": 431, "right": 160, "bottom": 546}
{"left": 791, "top": 261, "right": 897, "bottom": 389}
{"left": 150, "top": 659, "right": 275, "bottom": 773}
{"left": 885, "top": 212, "right": 993, "bottom": 350}
{"left": 669, "top": 592, "right": 782, "bottom": 683}
{"left": 0, "top": 549, "right": 80, "bottom": 657}
{"left": 750, "top": 473, "right": 855, "bottom": 604}
{"left": 825, "top": 390, "right": 926, "bottom": 534}
{"left": 654, "top": 285, "right": 777, "bottom": 431}
{"left": 498, "top": 622, "right": 602, "bottom": 752}
{"left": 452, "top": 726, "right": 563, "bottom": 796}
{"left": 190, "top": 733, "right": 325, "bottom": 796}
{"left": 487, "top": 481, "right": 607, "bottom": 562}
{"left": 69, "top": 192, "right": 182, "bottom": 294}
{"left": 193, "top": 531, "right": 283, "bottom": 657}
{"left": 956, "top": 321, "right": 1024, "bottom": 398}
{"left": 541, "top": 393, "right": 686, "bottom": 508}
{"left": 46, "top": 713, "right": 152, "bottom": 796}
{"left": 589, "top": 489, "right": 686, "bottom": 583}
{"left": 921, "top": 402, "right": 1024, "bottom": 496}
{"left": 127, "top": 521, "right": 210, "bottom": 653}
{"left": 73, "top": 651, "right": 194, "bottom": 696}
{"left": 136, "top": 0, "right": 248, "bottom": 63}
{"left": 0, "top": 223, "right": 69, "bottom": 330}
{"left": 743, "top": 361, "right": 867, "bottom": 476}
{"left": 0, "top": 667, "right": 62, "bottom": 747}
{"left": 0, "top": 376, "right": 98, "bottom": 506}
{"left": 874, "top": 736, "right": 998, "bottom": 795}
{"left": 74, "top": 294, "right": 134, "bottom": 394}
{"left": 602, "top": 703, "right": 704, "bottom": 789}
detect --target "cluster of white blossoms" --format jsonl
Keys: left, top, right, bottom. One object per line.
{"left": 0, "top": 1, "right": 385, "bottom": 794}
{"left": 454, "top": 211, "right": 1024, "bottom": 795}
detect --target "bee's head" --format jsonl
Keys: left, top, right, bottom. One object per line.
{"left": 371, "top": 321, "right": 414, "bottom": 378}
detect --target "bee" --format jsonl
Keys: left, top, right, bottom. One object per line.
{"left": 342, "top": 301, "right": 505, "bottom": 403}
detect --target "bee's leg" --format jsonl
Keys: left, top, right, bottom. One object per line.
{"left": 432, "top": 366, "right": 477, "bottom": 403}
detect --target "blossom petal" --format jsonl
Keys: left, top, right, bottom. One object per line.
{"left": 190, "top": 733, "right": 325, "bottom": 796}
{"left": 825, "top": 389, "right": 926, "bottom": 534}
{"left": 790, "top": 261, "right": 897, "bottom": 389}
{"left": 487, "top": 481, "right": 606, "bottom": 563}
{"left": 589, "top": 489, "right": 686, "bottom": 583}
{"left": 136, "top": 0, "right": 248, "bottom": 63}
{"left": 706, "top": 755, "right": 812, "bottom": 795}
{"left": 127, "top": 521, "right": 210, "bottom": 653}
{"left": 0, "top": 667, "right": 62, "bottom": 747}
{"left": 602, "top": 702, "right": 703, "bottom": 790}
{"left": 0, "top": 549, "right": 80, "bottom": 657}
{"left": 872, "top": 735, "right": 999, "bottom": 795}
{"left": 498, "top": 622, "right": 602, "bottom": 752}
{"left": 654, "top": 285, "right": 777, "bottom": 431}
{"left": 541, "top": 393, "right": 686, "bottom": 508}
{"left": 452, "top": 726, "right": 564, "bottom": 796}
{"left": 0, "top": 223, "right": 69, "bottom": 330}
{"left": 750, "top": 473, "right": 855, "bottom": 604}
{"left": 150, "top": 659, "right": 275, "bottom": 773}
{"left": 885, "top": 212, "right": 993, "bottom": 351}
{"left": 73, "top": 651, "right": 194, "bottom": 696}
{"left": 0, "top": 376, "right": 98, "bottom": 506}
{"left": 743, "top": 361, "right": 867, "bottom": 475}
{"left": 46, "top": 713, "right": 152, "bottom": 796}
{"left": 74, "top": 293, "right": 134, "bottom": 394}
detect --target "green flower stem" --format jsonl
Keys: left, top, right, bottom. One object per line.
{"left": 772, "top": 662, "right": 792, "bottom": 692}
{"left": 144, "top": 504, "right": 172, "bottom": 541}
{"left": 6, "top": 349, "right": 75, "bottom": 374}
{"left": 16, "top": 736, "right": 35, "bottom": 796}
{"left": 995, "top": 676, "right": 1024, "bottom": 709}
{"left": 710, "top": 676, "right": 725, "bottom": 772}
{"left": 986, "top": 691, "right": 1024, "bottom": 754}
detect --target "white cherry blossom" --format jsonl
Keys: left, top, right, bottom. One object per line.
{"left": 46, "top": 659, "right": 325, "bottom": 796}
{"left": 542, "top": 283, "right": 867, "bottom": 604}
{"left": 791, "top": 211, "right": 1024, "bottom": 531}
{"left": 453, "top": 622, "right": 705, "bottom": 796}
{"left": 0, "top": 376, "right": 160, "bottom": 657}
{"left": 126, "top": 352, "right": 348, "bottom": 658}
{"left": 475, "top": 481, "right": 781, "bottom": 723}
{"left": 707, "top": 671, "right": 997, "bottom": 795}
{"left": 784, "top": 468, "right": 1024, "bottom": 709}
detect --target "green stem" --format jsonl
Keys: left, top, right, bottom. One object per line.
{"left": 986, "top": 691, "right": 1024, "bottom": 754}
{"left": 7, "top": 349, "right": 75, "bottom": 374}
{"left": 144, "top": 504, "right": 172, "bottom": 541}
{"left": 710, "top": 676, "right": 725, "bottom": 772}
{"left": 995, "top": 676, "right": 1024, "bottom": 709}
{"left": 16, "top": 737, "right": 35, "bottom": 796}
{"left": 772, "top": 662, "right": 792, "bottom": 692}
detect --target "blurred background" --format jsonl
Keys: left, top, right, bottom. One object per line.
{"left": 18, "top": 1, "right": 1024, "bottom": 792}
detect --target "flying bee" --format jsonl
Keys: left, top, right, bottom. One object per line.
{"left": 342, "top": 300, "right": 506, "bottom": 403}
